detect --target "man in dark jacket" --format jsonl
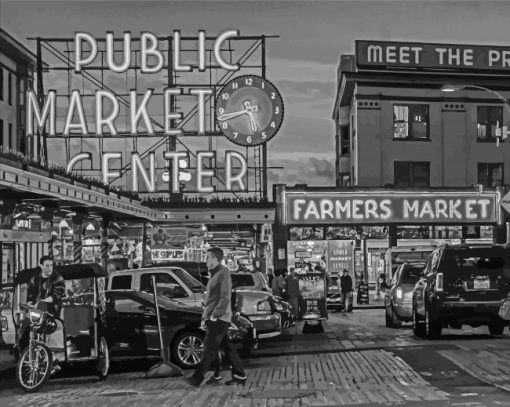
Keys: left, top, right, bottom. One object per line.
{"left": 186, "top": 247, "right": 246, "bottom": 387}
{"left": 340, "top": 269, "right": 353, "bottom": 313}
{"left": 27, "top": 256, "right": 66, "bottom": 316}
{"left": 21, "top": 256, "right": 66, "bottom": 372}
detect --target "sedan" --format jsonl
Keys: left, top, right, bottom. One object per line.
{"left": 104, "top": 290, "right": 255, "bottom": 369}
{"left": 236, "top": 290, "right": 282, "bottom": 339}
{"left": 385, "top": 262, "right": 424, "bottom": 327}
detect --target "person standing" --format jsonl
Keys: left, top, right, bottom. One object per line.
{"left": 340, "top": 269, "right": 353, "bottom": 313}
{"left": 286, "top": 268, "right": 300, "bottom": 320}
{"left": 266, "top": 267, "right": 274, "bottom": 288}
{"left": 186, "top": 247, "right": 246, "bottom": 387}
{"left": 271, "top": 269, "right": 285, "bottom": 297}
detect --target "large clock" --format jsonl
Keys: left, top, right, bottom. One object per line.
{"left": 216, "top": 75, "right": 284, "bottom": 146}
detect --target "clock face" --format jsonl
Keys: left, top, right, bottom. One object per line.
{"left": 216, "top": 75, "right": 284, "bottom": 146}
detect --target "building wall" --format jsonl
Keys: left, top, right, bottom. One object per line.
{"left": 342, "top": 85, "right": 510, "bottom": 188}
{"left": 0, "top": 53, "right": 18, "bottom": 151}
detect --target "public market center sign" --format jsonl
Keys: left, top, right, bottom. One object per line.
{"left": 356, "top": 40, "right": 510, "bottom": 71}
{"left": 285, "top": 191, "right": 500, "bottom": 225}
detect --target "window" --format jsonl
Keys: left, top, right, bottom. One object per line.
{"left": 340, "top": 126, "right": 350, "bottom": 155}
{"left": 110, "top": 275, "right": 132, "bottom": 290}
{"left": 231, "top": 274, "right": 256, "bottom": 289}
{"left": 394, "top": 161, "right": 430, "bottom": 187}
{"left": 0, "top": 69, "right": 3, "bottom": 100}
{"left": 114, "top": 298, "right": 151, "bottom": 314}
{"left": 8, "top": 73, "right": 12, "bottom": 105}
{"left": 393, "top": 105, "right": 429, "bottom": 139}
{"left": 8, "top": 123, "right": 12, "bottom": 149}
{"left": 478, "top": 163, "right": 503, "bottom": 187}
{"left": 477, "top": 106, "right": 502, "bottom": 141}
{"left": 140, "top": 273, "right": 188, "bottom": 299}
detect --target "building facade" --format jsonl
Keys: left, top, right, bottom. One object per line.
{"left": 333, "top": 41, "right": 510, "bottom": 190}
{"left": 0, "top": 28, "right": 37, "bottom": 155}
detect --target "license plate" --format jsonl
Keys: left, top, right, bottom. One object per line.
{"left": 474, "top": 279, "right": 490, "bottom": 289}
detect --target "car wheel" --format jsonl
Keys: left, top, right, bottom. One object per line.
{"left": 171, "top": 331, "right": 205, "bottom": 369}
{"left": 424, "top": 308, "right": 442, "bottom": 339}
{"left": 412, "top": 307, "right": 425, "bottom": 338}
{"left": 488, "top": 323, "right": 505, "bottom": 337}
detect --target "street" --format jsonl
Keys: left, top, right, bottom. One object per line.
{"left": 1, "top": 309, "right": 509, "bottom": 407}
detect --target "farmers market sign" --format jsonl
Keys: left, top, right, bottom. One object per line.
{"left": 285, "top": 191, "right": 499, "bottom": 225}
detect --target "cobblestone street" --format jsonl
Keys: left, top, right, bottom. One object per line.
{"left": 1, "top": 310, "right": 509, "bottom": 407}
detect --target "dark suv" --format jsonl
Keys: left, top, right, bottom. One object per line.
{"left": 412, "top": 244, "right": 510, "bottom": 338}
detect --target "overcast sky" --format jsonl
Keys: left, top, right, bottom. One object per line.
{"left": 2, "top": 0, "right": 510, "bottom": 189}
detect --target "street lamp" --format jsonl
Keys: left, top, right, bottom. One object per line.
{"left": 441, "top": 84, "right": 510, "bottom": 145}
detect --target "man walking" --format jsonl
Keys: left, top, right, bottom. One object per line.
{"left": 340, "top": 269, "right": 353, "bottom": 313}
{"left": 186, "top": 247, "right": 246, "bottom": 387}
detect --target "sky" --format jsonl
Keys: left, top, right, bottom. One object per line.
{"left": 2, "top": 0, "right": 510, "bottom": 191}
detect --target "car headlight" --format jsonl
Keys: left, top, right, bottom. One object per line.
{"left": 274, "top": 302, "right": 284, "bottom": 311}
{"left": 257, "top": 300, "right": 271, "bottom": 312}
{"left": 29, "top": 311, "right": 43, "bottom": 324}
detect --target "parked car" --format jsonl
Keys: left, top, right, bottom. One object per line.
{"left": 148, "top": 262, "right": 209, "bottom": 285}
{"left": 412, "top": 244, "right": 510, "bottom": 339}
{"left": 235, "top": 290, "right": 282, "bottom": 339}
{"left": 385, "top": 262, "right": 425, "bottom": 327}
{"left": 272, "top": 296, "right": 295, "bottom": 329}
{"left": 107, "top": 267, "right": 206, "bottom": 308}
{"left": 231, "top": 272, "right": 270, "bottom": 292}
{"left": 104, "top": 290, "right": 255, "bottom": 368}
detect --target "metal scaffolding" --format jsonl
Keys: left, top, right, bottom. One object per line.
{"left": 30, "top": 33, "right": 279, "bottom": 200}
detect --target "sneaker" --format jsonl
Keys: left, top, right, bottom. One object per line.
{"left": 225, "top": 374, "right": 247, "bottom": 385}
{"left": 184, "top": 376, "right": 201, "bottom": 388}
{"left": 205, "top": 374, "right": 222, "bottom": 385}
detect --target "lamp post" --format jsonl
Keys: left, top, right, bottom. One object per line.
{"left": 441, "top": 84, "right": 510, "bottom": 146}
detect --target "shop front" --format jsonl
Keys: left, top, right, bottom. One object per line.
{"left": 273, "top": 185, "right": 503, "bottom": 302}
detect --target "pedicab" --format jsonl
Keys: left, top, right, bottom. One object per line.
{"left": 11, "top": 263, "right": 110, "bottom": 392}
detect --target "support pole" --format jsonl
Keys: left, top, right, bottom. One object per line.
{"left": 101, "top": 215, "right": 111, "bottom": 270}
{"left": 72, "top": 211, "right": 87, "bottom": 264}
{"left": 142, "top": 222, "right": 148, "bottom": 267}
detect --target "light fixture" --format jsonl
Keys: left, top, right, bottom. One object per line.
{"left": 200, "top": 224, "right": 208, "bottom": 232}
{"left": 86, "top": 222, "right": 95, "bottom": 231}
{"left": 58, "top": 218, "right": 70, "bottom": 228}
{"left": 440, "top": 84, "right": 465, "bottom": 92}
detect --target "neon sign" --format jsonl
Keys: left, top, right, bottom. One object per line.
{"left": 285, "top": 191, "right": 499, "bottom": 225}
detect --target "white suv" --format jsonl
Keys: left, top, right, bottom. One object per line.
{"left": 107, "top": 267, "right": 206, "bottom": 308}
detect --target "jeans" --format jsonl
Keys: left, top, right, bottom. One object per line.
{"left": 289, "top": 297, "right": 299, "bottom": 320}
{"left": 192, "top": 319, "right": 230, "bottom": 383}
{"left": 213, "top": 337, "right": 246, "bottom": 378}
{"left": 341, "top": 291, "right": 353, "bottom": 312}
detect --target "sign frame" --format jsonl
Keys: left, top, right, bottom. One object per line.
{"left": 284, "top": 190, "right": 501, "bottom": 226}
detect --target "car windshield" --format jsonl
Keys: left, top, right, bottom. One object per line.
{"left": 401, "top": 266, "right": 424, "bottom": 284}
{"left": 231, "top": 274, "right": 255, "bottom": 288}
{"left": 171, "top": 268, "right": 205, "bottom": 293}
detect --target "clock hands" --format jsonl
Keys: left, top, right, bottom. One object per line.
{"left": 243, "top": 100, "right": 259, "bottom": 132}
{"left": 217, "top": 100, "right": 260, "bottom": 133}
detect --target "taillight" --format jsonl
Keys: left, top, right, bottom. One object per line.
{"left": 436, "top": 273, "right": 444, "bottom": 292}
{"left": 396, "top": 287, "right": 403, "bottom": 299}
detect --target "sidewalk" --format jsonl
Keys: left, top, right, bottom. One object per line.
{"left": 0, "top": 348, "right": 451, "bottom": 407}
